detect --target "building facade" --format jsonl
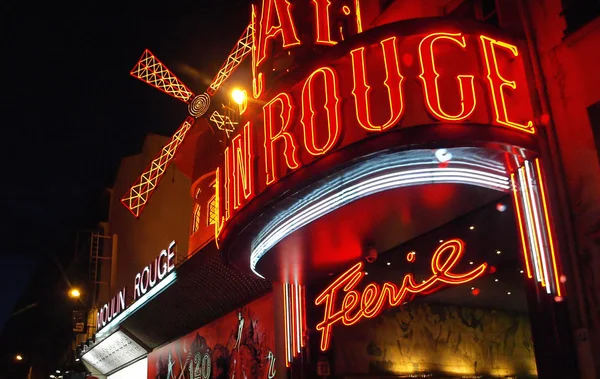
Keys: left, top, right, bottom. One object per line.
{"left": 72, "top": 1, "right": 600, "bottom": 378}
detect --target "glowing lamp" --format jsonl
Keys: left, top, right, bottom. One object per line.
{"left": 232, "top": 88, "right": 247, "bottom": 105}
{"left": 69, "top": 288, "right": 81, "bottom": 299}
{"left": 15, "top": 355, "right": 23, "bottom": 361}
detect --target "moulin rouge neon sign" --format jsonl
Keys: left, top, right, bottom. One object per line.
{"left": 96, "top": 241, "right": 177, "bottom": 332}
{"left": 314, "top": 239, "right": 488, "bottom": 351}
{"left": 213, "top": 1, "right": 535, "bottom": 242}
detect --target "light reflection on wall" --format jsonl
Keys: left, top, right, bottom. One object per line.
{"left": 332, "top": 302, "right": 537, "bottom": 378}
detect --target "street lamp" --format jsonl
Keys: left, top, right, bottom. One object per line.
{"left": 69, "top": 288, "right": 81, "bottom": 299}
{"left": 231, "top": 88, "right": 246, "bottom": 105}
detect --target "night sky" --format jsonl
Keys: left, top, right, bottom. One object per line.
{"left": 2, "top": 1, "right": 252, "bottom": 376}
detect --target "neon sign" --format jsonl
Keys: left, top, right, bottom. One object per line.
{"left": 96, "top": 288, "right": 126, "bottom": 332}
{"left": 314, "top": 239, "right": 488, "bottom": 351}
{"left": 96, "top": 241, "right": 177, "bottom": 333}
{"left": 134, "top": 240, "right": 177, "bottom": 300}
{"left": 215, "top": 27, "right": 535, "bottom": 242}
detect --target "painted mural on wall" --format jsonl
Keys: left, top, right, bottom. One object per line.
{"left": 147, "top": 294, "right": 276, "bottom": 379}
{"left": 332, "top": 302, "right": 537, "bottom": 378}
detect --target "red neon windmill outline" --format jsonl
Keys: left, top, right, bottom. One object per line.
{"left": 121, "top": 22, "right": 254, "bottom": 218}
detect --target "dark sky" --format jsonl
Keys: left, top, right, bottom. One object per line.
{"left": 2, "top": 0, "right": 252, "bottom": 376}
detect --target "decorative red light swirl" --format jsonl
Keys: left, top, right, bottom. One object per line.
{"left": 315, "top": 239, "right": 488, "bottom": 351}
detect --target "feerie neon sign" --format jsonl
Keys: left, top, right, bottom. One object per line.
{"left": 314, "top": 239, "right": 488, "bottom": 351}
{"left": 213, "top": 1, "right": 535, "bottom": 242}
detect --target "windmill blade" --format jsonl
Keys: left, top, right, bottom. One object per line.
{"left": 207, "top": 22, "right": 254, "bottom": 95}
{"left": 121, "top": 117, "right": 195, "bottom": 218}
{"left": 131, "top": 49, "right": 195, "bottom": 103}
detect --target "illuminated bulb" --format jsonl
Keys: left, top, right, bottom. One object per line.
{"left": 507, "top": 291, "right": 511, "bottom": 295}
{"left": 439, "top": 239, "right": 443, "bottom": 243}
{"left": 364, "top": 272, "right": 368, "bottom": 275}
{"left": 69, "top": 288, "right": 81, "bottom": 299}
{"left": 496, "top": 250, "right": 501, "bottom": 255}
{"left": 386, "top": 262, "right": 391, "bottom": 266}
{"left": 434, "top": 148, "right": 452, "bottom": 163}
{"left": 50, "top": 376, "right": 56, "bottom": 379}
{"left": 231, "top": 89, "right": 246, "bottom": 105}
{"left": 494, "top": 278, "right": 499, "bottom": 282}
{"left": 15, "top": 355, "right": 23, "bottom": 361}
{"left": 560, "top": 274, "right": 567, "bottom": 283}
{"left": 56, "top": 371, "right": 61, "bottom": 374}
{"left": 554, "top": 296, "right": 564, "bottom": 302}
{"left": 469, "top": 225, "right": 475, "bottom": 230}
{"left": 496, "top": 202, "right": 507, "bottom": 212}
{"left": 469, "top": 261, "right": 474, "bottom": 265}
{"left": 471, "top": 287, "right": 475, "bottom": 290}
{"left": 520, "top": 270, "right": 524, "bottom": 274}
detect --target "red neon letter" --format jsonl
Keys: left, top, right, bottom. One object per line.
{"left": 257, "top": 0, "right": 301, "bottom": 66}
{"left": 263, "top": 93, "right": 300, "bottom": 185}
{"left": 479, "top": 35, "right": 534, "bottom": 133}
{"left": 418, "top": 32, "right": 476, "bottom": 121}
{"left": 312, "top": 0, "right": 335, "bottom": 46}
{"left": 251, "top": 4, "right": 265, "bottom": 99}
{"left": 231, "top": 122, "right": 254, "bottom": 209}
{"left": 223, "top": 147, "right": 232, "bottom": 220}
{"left": 300, "top": 67, "right": 342, "bottom": 156}
{"left": 351, "top": 36, "right": 405, "bottom": 132}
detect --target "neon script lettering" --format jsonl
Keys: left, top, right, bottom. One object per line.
{"left": 314, "top": 239, "right": 488, "bottom": 351}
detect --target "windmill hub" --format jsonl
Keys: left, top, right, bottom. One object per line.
{"left": 189, "top": 93, "right": 211, "bottom": 118}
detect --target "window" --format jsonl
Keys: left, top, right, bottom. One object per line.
{"left": 563, "top": 0, "right": 600, "bottom": 34}
{"left": 588, "top": 101, "right": 600, "bottom": 164}
{"left": 447, "top": 0, "right": 499, "bottom": 27}
{"left": 207, "top": 196, "right": 218, "bottom": 226}
{"left": 192, "top": 204, "right": 202, "bottom": 234}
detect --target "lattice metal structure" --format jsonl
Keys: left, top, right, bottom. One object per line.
{"left": 121, "top": 117, "right": 195, "bottom": 218}
{"left": 122, "top": 21, "right": 254, "bottom": 218}
{"left": 131, "top": 49, "right": 194, "bottom": 103}
{"left": 207, "top": 23, "right": 254, "bottom": 95}
{"left": 209, "top": 111, "right": 237, "bottom": 137}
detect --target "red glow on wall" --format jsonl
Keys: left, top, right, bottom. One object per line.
{"left": 315, "top": 239, "right": 487, "bottom": 351}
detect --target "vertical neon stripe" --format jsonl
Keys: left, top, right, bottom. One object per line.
{"left": 519, "top": 167, "right": 545, "bottom": 285}
{"left": 511, "top": 173, "right": 533, "bottom": 278}
{"left": 283, "top": 284, "right": 291, "bottom": 366}
{"left": 524, "top": 162, "right": 551, "bottom": 292}
{"left": 535, "top": 159, "right": 563, "bottom": 296}
{"left": 294, "top": 284, "right": 301, "bottom": 354}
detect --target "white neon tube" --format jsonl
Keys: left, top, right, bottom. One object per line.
{"left": 96, "top": 271, "right": 177, "bottom": 340}
{"left": 524, "top": 161, "right": 552, "bottom": 294}
{"left": 517, "top": 168, "right": 543, "bottom": 284}
{"left": 250, "top": 162, "right": 510, "bottom": 277}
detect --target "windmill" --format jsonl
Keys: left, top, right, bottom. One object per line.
{"left": 121, "top": 22, "right": 254, "bottom": 218}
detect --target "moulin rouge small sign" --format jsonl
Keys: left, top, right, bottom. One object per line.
{"left": 96, "top": 241, "right": 177, "bottom": 332}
